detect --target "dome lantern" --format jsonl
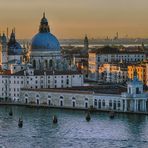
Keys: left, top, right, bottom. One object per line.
{"left": 39, "top": 12, "right": 50, "bottom": 33}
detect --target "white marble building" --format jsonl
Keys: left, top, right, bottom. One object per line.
{"left": 0, "top": 67, "right": 83, "bottom": 101}
{"left": 20, "top": 72, "right": 148, "bottom": 113}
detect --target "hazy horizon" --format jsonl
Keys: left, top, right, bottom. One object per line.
{"left": 0, "top": 0, "right": 148, "bottom": 39}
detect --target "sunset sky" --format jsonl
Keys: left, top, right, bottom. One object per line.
{"left": 0, "top": 0, "right": 148, "bottom": 39}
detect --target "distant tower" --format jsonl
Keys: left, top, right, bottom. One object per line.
{"left": 1, "top": 33, "right": 8, "bottom": 69}
{"left": 116, "top": 32, "right": 119, "bottom": 39}
{"left": 141, "top": 42, "right": 145, "bottom": 51}
{"left": 84, "top": 34, "right": 89, "bottom": 51}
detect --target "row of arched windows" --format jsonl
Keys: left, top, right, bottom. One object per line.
{"left": 94, "top": 99, "right": 121, "bottom": 110}
{"left": 32, "top": 59, "right": 53, "bottom": 69}
{"left": 24, "top": 94, "right": 89, "bottom": 108}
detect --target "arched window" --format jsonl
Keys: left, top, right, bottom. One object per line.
{"left": 48, "top": 95, "right": 51, "bottom": 99}
{"left": 72, "top": 97, "right": 76, "bottom": 107}
{"left": 60, "top": 100, "right": 63, "bottom": 106}
{"left": 98, "top": 99, "right": 101, "bottom": 109}
{"left": 113, "top": 100, "right": 116, "bottom": 110}
{"left": 45, "top": 60, "right": 48, "bottom": 69}
{"left": 33, "top": 60, "right": 36, "bottom": 68}
{"left": 109, "top": 100, "right": 112, "bottom": 108}
{"left": 102, "top": 100, "right": 105, "bottom": 107}
{"left": 48, "top": 99, "right": 51, "bottom": 105}
{"left": 85, "top": 98, "right": 88, "bottom": 101}
{"left": 94, "top": 99, "right": 97, "bottom": 107}
{"left": 118, "top": 101, "right": 120, "bottom": 108}
{"left": 25, "top": 98, "right": 28, "bottom": 104}
{"left": 49, "top": 59, "right": 53, "bottom": 68}
{"left": 36, "top": 99, "right": 39, "bottom": 105}
{"left": 60, "top": 96, "right": 63, "bottom": 99}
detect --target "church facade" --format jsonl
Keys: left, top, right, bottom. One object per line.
{"left": 0, "top": 13, "right": 83, "bottom": 101}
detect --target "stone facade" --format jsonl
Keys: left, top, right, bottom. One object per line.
{"left": 20, "top": 74, "right": 148, "bottom": 113}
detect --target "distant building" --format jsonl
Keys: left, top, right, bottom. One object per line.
{"left": 98, "top": 63, "right": 127, "bottom": 83}
{"left": 128, "top": 62, "right": 148, "bottom": 86}
{"left": 88, "top": 46, "right": 146, "bottom": 80}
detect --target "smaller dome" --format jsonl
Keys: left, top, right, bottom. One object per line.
{"left": 8, "top": 31, "right": 22, "bottom": 55}
{"left": 1, "top": 33, "right": 7, "bottom": 43}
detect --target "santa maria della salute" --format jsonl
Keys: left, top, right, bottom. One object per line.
{"left": 0, "top": 13, "right": 148, "bottom": 114}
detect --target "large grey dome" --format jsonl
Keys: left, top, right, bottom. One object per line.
{"left": 31, "top": 13, "right": 60, "bottom": 52}
{"left": 31, "top": 32, "right": 60, "bottom": 51}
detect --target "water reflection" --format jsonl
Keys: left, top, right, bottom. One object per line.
{"left": 0, "top": 106, "right": 148, "bottom": 148}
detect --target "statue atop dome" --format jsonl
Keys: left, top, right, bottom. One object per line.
{"left": 39, "top": 12, "right": 50, "bottom": 33}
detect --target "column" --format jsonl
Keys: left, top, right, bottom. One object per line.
{"left": 124, "top": 99, "right": 127, "bottom": 112}
{"left": 143, "top": 100, "right": 146, "bottom": 112}
{"left": 120, "top": 100, "right": 123, "bottom": 111}
{"left": 144, "top": 100, "right": 146, "bottom": 111}
{"left": 136, "top": 100, "right": 138, "bottom": 112}
{"left": 112, "top": 100, "right": 114, "bottom": 110}
{"left": 134, "top": 100, "right": 137, "bottom": 112}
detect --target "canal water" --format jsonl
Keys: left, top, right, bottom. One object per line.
{"left": 0, "top": 105, "right": 148, "bottom": 148}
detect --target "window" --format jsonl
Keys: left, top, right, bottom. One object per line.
{"left": 60, "top": 96, "right": 63, "bottom": 99}
{"left": 118, "top": 101, "right": 120, "bottom": 108}
{"left": 113, "top": 100, "right": 116, "bottom": 110}
{"left": 109, "top": 100, "right": 112, "bottom": 108}
{"left": 136, "top": 87, "right": 140, "bottom": 94}
{"left": 48, "top": 99, "right": 51, "bottom": 105}
{"left": 85, "top": 102, "right": 88, "bottom": 108}
{"left": 72, "top": 101, "right": 76, "bottom": 107}
{"left": 60, "top": 100, "right": 63, "bottom": 106}
{"left": 94, "top": 99, "right": 97, "bottom": 106}
{"left": 36, "top": 99, "right": 39, "bottom": 105}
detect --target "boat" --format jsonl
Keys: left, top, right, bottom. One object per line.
{"left": 18, "top": 118, "right": 23, "bottom": 128}
{"left": 86, "top": 112, "right": 91, "bottom": 121}
{"left": 53, "top": 115, "right": 58, "bottom": 124}
{"left": 109, "top": 111, "right": 115, "bottom": 119}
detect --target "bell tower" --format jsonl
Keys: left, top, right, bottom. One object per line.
{"left": 84, "top": 35, "right": 89, "bottom": 51}
{"left": 1, "top": 33, "right": 8, "bottom": 69}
